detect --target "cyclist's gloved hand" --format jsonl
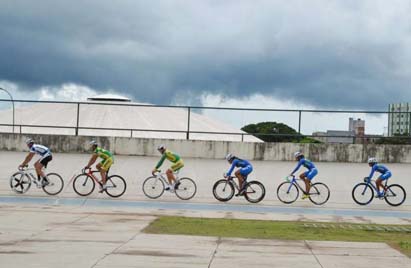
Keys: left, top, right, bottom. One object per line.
{"left": 223, "top": 173, "right": 228, "bottom": 178}
{"left": 363, "top": 177, "right": 369, "bottom": 182}
{"left": 152, "top": 169, "right": 159, "bottom": 176}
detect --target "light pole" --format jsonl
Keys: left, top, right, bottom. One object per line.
{"left": 0, "top": 87, "right": 15, "bottom": 133}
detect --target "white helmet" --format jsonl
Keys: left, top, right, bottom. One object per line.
{"left": 89, "top": 140, "right": 98, "bottom": 146}
{"left": 225, "top": 153, "right": 235, "bottom": 161}
{"left": 157, "top": 144, "right": 166, "bottom": 151}
{"left": 367, "top": 157, "right": 377, "bottom": 164}
{"left": 25, "top": 138, "right": 34, "bottom": 145}
{"left": 294, "top": 151, "right": 303, "bottom": 158}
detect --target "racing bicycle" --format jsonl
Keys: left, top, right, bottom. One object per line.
{"left": 72, "top": 168, "right": 127, "bottom": 198}
{"left": 142, "top": 171, "right": 197, "bottom": 200}
{"left": 352, "top": 177, "right": 406, "bottom": 206}
{"left": 277, "top": 175, "right": 330, "bottom": 205}
{"left": 212, "top": 175, "right": 266, "bottom": 203}
{"left": 9, "top": 166, "right": 64, "bottom": 195}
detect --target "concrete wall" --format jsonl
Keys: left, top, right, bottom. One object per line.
{"left": 2, "top": 133, "right": 411, "bottom": 163}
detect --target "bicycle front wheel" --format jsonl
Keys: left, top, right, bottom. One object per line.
{"left": 105, "top": 175, "right": 127, "bottom": 198}
{"left": 10, "top": 172, "right": 31, "bottom": 194}
{"left": 142, "top": 176, "right": 165, "bottom": 199}
{"left": 309, "top": 182, "right": 330, "bottom": 205}
{"left": 42, "top": 173, "right": 64, "bottom": 195}
{"left": 175, "top": 177, "right": 197, "bottom": 200}
{"left": 352, "top": 183, "right": 374, "bottom": 205}
{"left": 73, "top": 174, "right": 95, "bottom": 196}
{"left": 277, "top": 182, "right": 299, "bottom": 204}
{"left": 385, "top": 184, "right": 406, "bottom": 206}
{"left": 212, "top": 179, "right": 234, "bottom": 202}
{"left": 244, "top": 181, "right": 265, "bottom": 203}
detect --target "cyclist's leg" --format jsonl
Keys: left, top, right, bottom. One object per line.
{"left": 377, "top": 172, "right": 391, "bottom": 195}
{"left": 304, "top": 169, "right": 318, "bottom": 193}
{"left": 237, "top": 165, "right": 253, "bottom": 194}
{"left": 299, "top": 172, "right": 310, "bottom": 194}
{"left": 168, "top": 160, "right": 184, "bottom": 184}
{"left": 35, "top": 155, "right": 52, "bottom": 179}
{"left": 98, "top": 158, "right": 113, "bottom": 185}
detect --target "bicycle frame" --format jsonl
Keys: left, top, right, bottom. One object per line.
{"left": 153, "top": 171, "right": 180, "bottom": 186}
{"left": 362, "top": 179, "right": 388, "bottom": 195}
{"left": 18, "top": 167, "right": 46, "bottom": 186}
{"left": 287, "top": 176, "right": 309, "bottom": 194}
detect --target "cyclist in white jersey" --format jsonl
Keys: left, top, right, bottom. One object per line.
{"left": 19, "top": 138, "right": 53, "bottom": 182}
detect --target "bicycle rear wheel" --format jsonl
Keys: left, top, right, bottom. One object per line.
{"left": 42, "top": 173, "right": 64, "bottom": 195}
{"left": 352, "top": 183, "right": 374, "bottom": 205}
{"left": 384, "top": 184, "right": 406, "bottom": 206}
{"left": 142, "top": 176, "right": 165, "bottom": 199}
{"left": 309, "top": 182, "right": 330, "bottom": 205}
{"left": 277, "top": 182, "right": 299, "bottom": 204}
{"left": 73, "top": 174, "right": 95, "bottom": 196}
{"left": 212, "top": 179, "right": 234, "bottom": 202}
{"left": 175, "top": 177, "right": 197, "bottom": 200}
{"left": 105, "top": 175, "right": 127, "bottom": 198}
{"left": 244, "top": 181, "right": 265, "bottom": 203}
{"left": 10, "top": 172, "right": 31, "bottom": 194}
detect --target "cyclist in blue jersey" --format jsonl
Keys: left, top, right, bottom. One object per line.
{"left": 366, "top": 157, "right": 392, "bottom": 197}
{"left": 224, "top": 153, "right": 253, "bottom": 196}
{"left": 19, "top": 138, "right": 53, "bottom": 183}
{"left": 290, "top": 152, "right": 318, "bottom": 199}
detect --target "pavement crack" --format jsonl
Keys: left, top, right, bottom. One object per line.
{"left": 208, "top": 236, "right": 221, "bottom": 268}
{"left": 304, "top": 241, "right": 325, "bottom": 268}
{"left": 90, "top": 231, "right": 141, "bottom": 268}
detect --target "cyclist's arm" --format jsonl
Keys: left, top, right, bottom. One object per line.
{"left": 155, "top": 154, "right": 166, "bottom": 170}
{"left": 367, "top": 166, "right": 376, "bottom": 180}
{"left": 226, "top": 159, "right": 238, "bottom": 176}
{"left": 20, "top": 152, "right": 35, "bottom": 167}
{"left": 86, "top": 154, "right": 98, "bottom": 168}
{"left": 291, "top": 160, "right": 303, "bottom": 175}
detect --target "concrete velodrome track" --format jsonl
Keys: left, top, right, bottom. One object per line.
{"left": 1, "top": 151, "right": 411, "bottom": 267}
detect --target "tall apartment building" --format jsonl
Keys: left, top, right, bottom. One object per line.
{"left": 388, "top": 103, "right": 411, "bottom": 136}
{"left": 349, "top": 117, "right": 365, "bottom": 137}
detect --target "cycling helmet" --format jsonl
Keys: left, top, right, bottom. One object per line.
{"left": 25, "top": 138, "right": 34, "bottom": 145}
{"left": 367, "top": 157, "right": 377, "bottom": 165}
{"left": 89, "top": 140, "right": 98, "bottom": 147}
{"left": 294, "top": 151, "right": 303, "bottom": 158}
{"left": 225, "top": 153, "right": 235, "bottom": 161}
{"left": 157, "top": 144, "right": 166, "bottom": 151}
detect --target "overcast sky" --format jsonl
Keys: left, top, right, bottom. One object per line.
{"left": 0, "top": 0, "right": 409, "bottom": 134}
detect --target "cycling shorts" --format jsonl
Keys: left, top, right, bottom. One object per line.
{"left": 171, "top": 160, "right": 184, "bottom": 172}
{"left": 240, "top": 165, "right": 253, "bottom": 177}
{"left": 379, "top": 171, "right": 392, "bottom": 181}
{"left": 100, "top": 157, "right": 113, "bottom": 171}
{"left": 304, "top": 168, "right": 318, "bottom": 180}
{"left": 39, "top": 155, "right": 52, "bottom": 168}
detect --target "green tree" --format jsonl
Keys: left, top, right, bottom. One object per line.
{"left": 241, "top": 122, "right": 296, "bottom": 142}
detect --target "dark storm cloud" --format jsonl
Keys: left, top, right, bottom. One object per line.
{"left": 0, "top": 0, "right": 411, "bottom": 108}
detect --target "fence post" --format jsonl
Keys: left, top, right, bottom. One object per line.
{"left": 186, "top": 107, "right": 191, "bottom": 140}
{"left": 298, "top": 110, "right": 302, "bottom": 134}
{"left": 75, "top": 103, "right": 80, "bottom": 136}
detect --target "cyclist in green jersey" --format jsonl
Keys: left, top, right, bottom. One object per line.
{"left": 152, "top": 145, "right": 184, "bottom": 191}
{"left": 85, "top": 140, "right": 114, "bottom": 192}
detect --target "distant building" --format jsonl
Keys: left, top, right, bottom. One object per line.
{"left": 388, "top": 103, "right": 411, "bottom": 136}
{"left": 349, "top": 118, "right": 365, "bottom": 137}
{"left": 312, "top": 118, "right": 366, "bottom": 144}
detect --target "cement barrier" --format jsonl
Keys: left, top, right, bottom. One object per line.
{"left": 1, "top": 133, "right": 411, "bottom": 163}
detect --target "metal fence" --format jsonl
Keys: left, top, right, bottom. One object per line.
{"left": 0, "top": 98, "right": 409, "bottom": 143}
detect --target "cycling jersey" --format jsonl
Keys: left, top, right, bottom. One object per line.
{"left": 29, "top": 144, "right": 51, "bottom": 157}
{"left": 291, "top": 158, "right": 316, "bottom": 175}
{"left": 227, "top": 158, "right": 253, "bottom": 177}
{"left": 368, "top": 164, "right": 391, "bottom": 179}
{"left": 155, "top": 150, "right": 181, "bottom": 169}
{"left": 94, "top": 147, "right": 113, "bottom": 160}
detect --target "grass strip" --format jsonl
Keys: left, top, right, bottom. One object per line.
{"left": 144, "top": 216, "right": 411, "bottom": 257}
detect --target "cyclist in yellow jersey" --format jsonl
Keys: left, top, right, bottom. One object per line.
{"left": 152, "top": 145, "right": 184, "bottom": 191}
{"left": 85, "top": 140, "right": 114, "bottom": 192}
